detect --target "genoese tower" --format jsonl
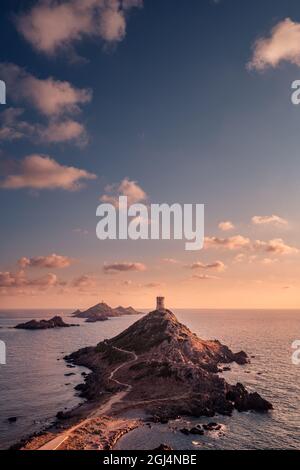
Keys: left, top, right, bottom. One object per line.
{"left": 156, "top": 296, "right": 165, "bottom": 311}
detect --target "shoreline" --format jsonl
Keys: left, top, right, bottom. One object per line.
{"left": 8, "top": 308, "right": 274, "bottom": 451}
{"left": 11, "top": 389, "right": 145, "bottom": 451}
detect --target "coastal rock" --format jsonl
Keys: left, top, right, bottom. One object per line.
{"left": 85, "top": 316, "right": 109, "bottom": 323}
{"left": 202, "top": 422, "right": 221, "bottom": 431}
{"left": 180, "top": 428, "right": 190, "bottom": 435}
{"left": 15, "top": 316, "right": 79, "bottom": 330}
{"left": 71, "top": 302, "right": 142, "bottom": 323}
{"left": 179, "top": 425, "right": 204, "bottom": 436}
{"left": 189, "top": 426, "right": 205, "bottom": 435}
{"left": 226, "top": 383, "right": 273, "bottom": 412}
{"left": 153, "top": 444, "right": 173, "bottom": 451}
{"left": 8, "top": 417, "right": 17, "bottom": 423}
{"left": 56, "top": 410, "right": 72, "bottom": 420}
{"left": 66, "top": 308, "right": 273, "bottom": 419}
{"left": 232, "top": 351, "right": 248, "bottom": 365}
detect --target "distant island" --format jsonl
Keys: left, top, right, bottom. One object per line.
{"left": 15, "top": 316, "right": 79, "bottom": 330}
{"left": 71, "top": 302, "right": 143, "bottom": 323}
{"left": 17, "top": 298, "right": 272, "bottom": 451}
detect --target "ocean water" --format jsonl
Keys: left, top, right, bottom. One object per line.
{"left": 0, "top": 309, "right": 300, "bottom": 450}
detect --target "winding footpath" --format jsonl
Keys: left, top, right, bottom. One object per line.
{"left": 38, "top": 347, "right": 138, "bottom": 451}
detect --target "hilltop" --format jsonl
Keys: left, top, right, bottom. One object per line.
{"left": 67, "top": 308, "right": 272, "bottom": 419}
{"left": 71, "top": 302, "right": 142, "bottom": 323}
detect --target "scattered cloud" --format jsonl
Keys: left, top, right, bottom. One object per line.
{"left": 72, "top": 274, "right": 98, "bottom": 290}
{"left": 251, "top": 215, "right": 288, "bottom": 226}
{"left": 0, "top": 270, "right": 61, "bottom": 290}
{"left": 218, "top": 221, "right": 235, "bottom": 232}
{"left": 16, "top": 0, "right": 143, "bottom": 56}
{"left": 103, "top": 261, "right": 146, "bottom": 273}
{"left": 233, "top": 253, "right": 247, "bottom": 264}
{"left": 100, "top": 178, "right": 147, "bottom": 207}
{"left": 205, "top": 235, "right": 251, "bottom": 250}
{"left": 191, "top": 274, "right": 220, "bottom": 281}
{"left": 254, "top": 238, "right": 298, "bottom": 255}
{"left": 0, "top": 63, "right": 91, "bottom": 117}
{"left": 162, "top": 258, "right": 179, "bottom": 264}
{"left": 261, "top": 257, "right": 279, "bottom": 265}
{"left": 206, "top": 232, "right": 298, "bottom": 258}
{"left": 0, "top": 64, "right": 91, "bottom": 145}
{"left": 0, "top": 108, "right": 88, "bottom": 145}
{"left": 0, "top": 154, "right": 97, "bottom": 191}
{"left": 38, "top": 119, "right": 88, "bottom": 145}
{"left": 0, "top": 108, "right": 35, "bottom": 141}
{"left": 18, "top": 253, "right": 73, "bottom": 269}
{"left": 248, "top": 18, "right": 300, "bottom": 70}
{"left": 189, "top": 260, "right": 226, "bottom": 272}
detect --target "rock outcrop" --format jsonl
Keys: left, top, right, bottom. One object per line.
{"left": 66, "top": 308, "right": 272, "bottom": 418}
{"left": 71, "top": 302, "right": 142, "bottom": 323}
{"left": 15, "top": 316, "right": 79, "bottom": 330}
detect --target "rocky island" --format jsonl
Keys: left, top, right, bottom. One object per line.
{"left": 71, "top": 302, "right": 143, "bottom": 323}
{"left": 18, "top": 298, "right": 272, "bottom": 450}
{"left": 15, "top": 316, "right": 79, "bottom": 330}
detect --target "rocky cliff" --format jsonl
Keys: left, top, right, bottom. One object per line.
{"left": 66, "top": 308, "right": 272, "bottom": 419}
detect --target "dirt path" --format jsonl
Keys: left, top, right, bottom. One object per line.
{"left": 38, "top": 347, "right": 138, "bottom": 451}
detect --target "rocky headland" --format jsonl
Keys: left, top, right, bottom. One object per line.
{"left": 66, "top": 308, "right": 272, "bottom": 419}
{"left": 15, "top": 316, "right": 79, "bottom": 330}
{"left": 17, "top": 307, "right": 272, "bottom": 450}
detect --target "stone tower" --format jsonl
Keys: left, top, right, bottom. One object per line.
{"left": 156, "top": 296, "right": 165, "bottom": 311}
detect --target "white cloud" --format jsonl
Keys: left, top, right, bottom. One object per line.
{"left": 189, "top": 260, "right": 226, "bottom": 272}
{"left": 261, "top": 258, "right": 279, "bottom": 265}
{"left": 0, "top": 154, "right": 97, "bottom": 191}
{"left": 0, "top": 108, "right": 88, "bottom": 145}
{"left": 0, "top": 64, "right": 90, "bottom": 145}
{"left": 103, "top": 261, "right": 146, "bottom": 273}
{"left": 248, "top": 18, "right": 300, "bottom": 70}
{"left": 16, "top": 0, "right": 143, "bottom": 55}
{"left": 0, "top": 270, "right": 61, "bottom": 290}
{"left": 39, "top": 119, "right": 88, "bottom": 144}
{"left": 191, "top": 274, "right": 219, "bottom": 281}
{"left": 0, "top": 63, "right": 92, "bottom": 117}
{"left": 162, "top": 258, "right": 179, "bottom": 264}
{"left": 0, "top": 108, "right": 35, "bottom": 141}
{"left": 100, "top": 177, "right": 147, "bottom": 207}
{"left": 205, "top": 235, "right": 251, "bottom": 250}
{"left": 218, "top": 221, "right": 235, "bottom": 232}
{"left": 18, "top": 254, "right": 73, "bottom": 269}
{"left": 252, "top": 215, "right": 288, "bottom": 226}
{"left": 254, "top": 238, "right": 298, "bottom": 255}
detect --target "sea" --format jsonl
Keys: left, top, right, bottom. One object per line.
{"left": 0, "top": 309, "right": 300, "bottom": 450}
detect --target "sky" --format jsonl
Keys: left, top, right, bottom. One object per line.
{"left": 1, "top": 0, "right": 300, "bottom": 309}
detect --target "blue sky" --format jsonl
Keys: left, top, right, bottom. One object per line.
{"left": 1, "top": 0, "right": 300, "bottom": 308}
